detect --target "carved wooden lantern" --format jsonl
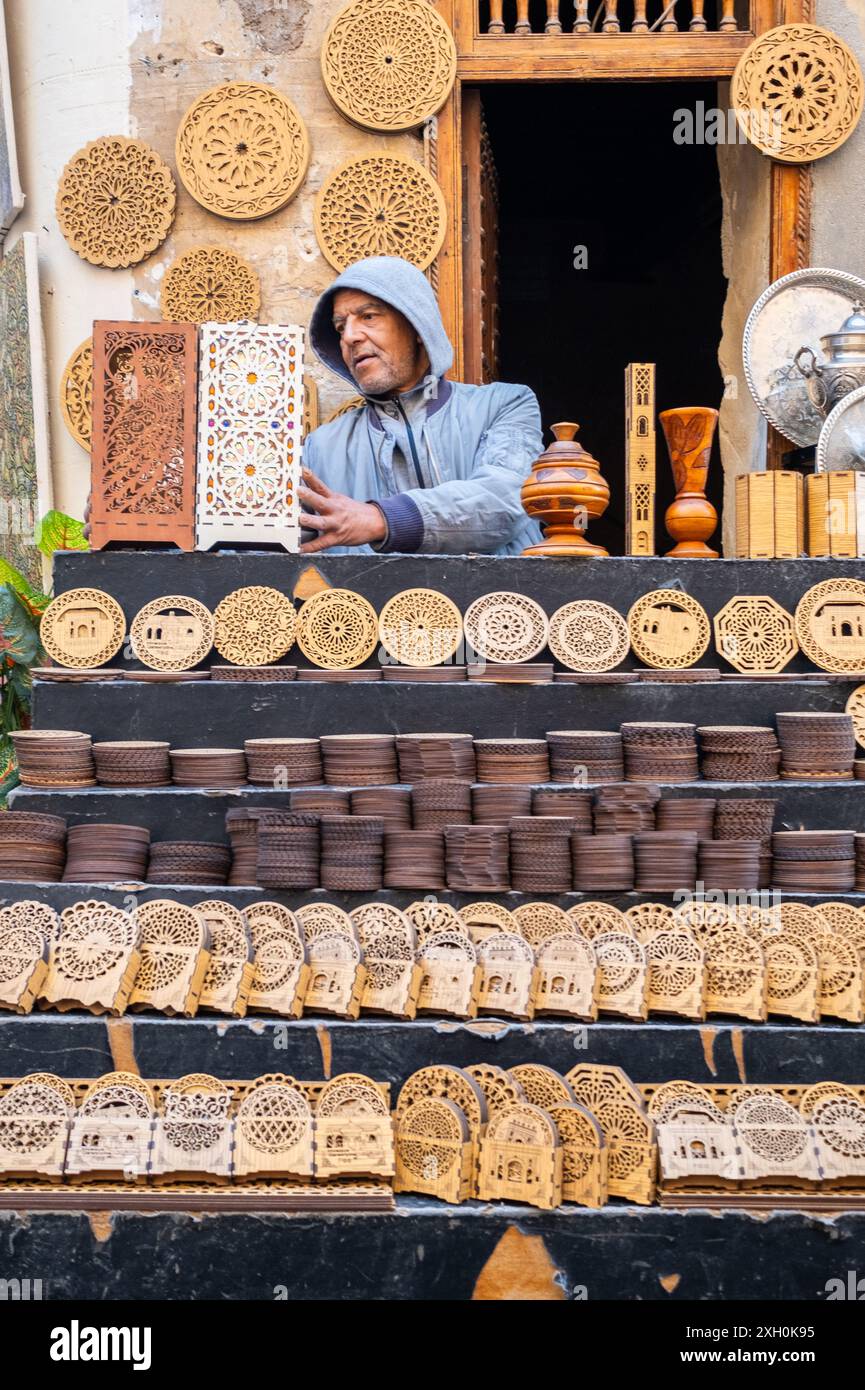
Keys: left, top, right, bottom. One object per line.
{"left": 521, "top": 421, "right": 610, "bottom": 557}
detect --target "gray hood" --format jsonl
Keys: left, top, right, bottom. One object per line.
{"left": 308, "top": 255, "right": 454, "bottom": 390}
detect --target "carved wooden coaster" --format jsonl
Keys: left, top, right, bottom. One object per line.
{"left": 509, "top": 1063, "right": 575, "bottom": 1111}
{"left": 41, "top": 588, "right": 126, "bottom": 670}
{"left": 161, "top": 245, "right": 261, "bottom": 324}
{"left": 464, "top": 1064, "right": 526, "bottom": 1112}
{"left": 846, "top": 685, "right": 865, "bottom": 749}
{"left": 463, "top": 591, "right": 548, "bottom": 665}
{"left": 0, "top": 1075, "right": 75, "bottom": 1179}
{"left": 796, "top": 578, "right": 865, "bottom": 673}
{"left": 513, "top": 902, "right": 574, "bottom": 948}
{"left": 315, "top": 1074, "right": 395, "bottom": 1180}
{"left": 246, "top": 904, "right": 309, "bottom": 1019}
{"left": 0, "top": 900, "right": 61, "bottom": 945}
{"left": 415, "top": 929, "right": 481, "bottom": 1019}
{"left": 378, "top": 588, "right": 462, "bottom": 667}
{"left": 394, "top": 1095, "right": 474, "bottom": 1203}
{"left": 713, "top": 595, "right": 798, "bottom": 674}
{"left": 763, "top": 931, "right": 820, "bottom": 1023}
{"left": 176, "top": 82, "right": 310, "bottom": 220}
{"left": 477, "top": 1103, "right": 563, "bottom": 1210}
{"left": 42, "top": 901, "right": 140, "bottom": 1016}
{"left": 303, "top": 931, "right": 366, "bottom": 1020}
{"left": 314, "top": 154, "right": 447, "bottom": 272}
{"left": 91, "top": 321, "right": 198, "bottom": 551}
{"left": 130, "top": 595, "right": 214, "bottom": 672}
{"left": 233, "top": 1075, "right": 314, "bottom": 1180}
{"left": 549, "top": 1102, "right": 608, "bottom": 1208}
{"left": 59, "top": 338, "right": 92, "bottom": 451}
{"left": 322, "top": 0, "right": 456, "bottom": 132}
{"left": 565, "top": 1063, "right": 656, "bottom": 1205}
{"left": 548, "top": 599, "right": 629, "bottom": 672}
{"left": 297, "top": 587, "right": 379, "bottom": 669}
{"left": 56, "top": 136, "right": 176, "bottom": 268}
{"left": 195, "top": 900, "right": 253, "bottom": 1017}
{"left": 628, "top": 588, "right": 711, "bottom": 669}
{"left": 476, "top": 932, "right": 537, "bottom": 1020}
{"left": 349, "top": 903, "right": 420, "bottom": 1020}
{"left": 732, "top": 24, "right": 864, "bottom": 163}
{"left": 395, "top": 1064, "right": 487, "bottom": 1128}
{"left": 593, "top": 931, "right": 648, "bottom": 1021}
{"left": 151, "top": 1074, "right": 233, "bottom": 1181}
{"left": 534, "top": 934, "right": 598, "bottom": 1021}
{"left": 0, "top": 924, "right": 48, "bottom": 1013}
{"left": 129, "top": 900, "right": 210, "bottom": 1018}
{"left": 213, "top": 586, "right": 297, "bottom": 667}
{"left": 66, "top": 1072, "right": 155, "bottom": 1181}
{"left": 645, "top": 929, "right": 704, "bottom": 1020}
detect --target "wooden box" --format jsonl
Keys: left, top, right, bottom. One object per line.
{"left": 807, "top": 471, "right": 865, "bottom": 558}
{"left": 735, "top": 471, "right": 804, "bottom": 559}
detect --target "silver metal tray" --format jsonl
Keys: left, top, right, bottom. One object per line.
{"left": 816, "top": 382, "right": 865, "bottom": 471}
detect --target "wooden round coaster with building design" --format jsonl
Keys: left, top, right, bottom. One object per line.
{"left": 160, "top": 245, "right": 261, "bottom": 324}
{"left": 378, "top": 588, "right": 462, "bottom": 668}
{"left": 59, "top": 338, "right": 93, "bottom": 452}
{"left": 846, "top": 684, "right": 865, "bottom": 748}
{"left": 548, "top": 599, "right": 629, "bottom": 672}
{"left": 628, "top": 588, "right": 711, "bottom": 670}
{"left": 732, "top": 24, "right": 864, "bottom": 163}
{"left": 795, "top": 577, "right": 865, "bottom": 673}
{"left": 713, "top": 594, "right": 798, "bottom": 674}
{"left": 315, "top": 154, "right": 447, "bottom": 272}
{"left": 130, "top": 595, "right": 215, "bottom": 672}
{"left": 213, "top": 586, "right": 297, "bottom": 667}
{"left": 296, "top": 587, "right": 379, "bottom": 670}
{"left": 41, "top": 588, "right": 126, "bottom": 670}
{"left": 322, "top": 0, "right": 456, "bottom": 133}
{"left": 463, "top": 591, "right": 548, "bottom": 665}
{"left": 176, "top": 82, "right": 310, "bottom": 221}
{"left": 56, "top": 136, "right": 176, "bottom": 268}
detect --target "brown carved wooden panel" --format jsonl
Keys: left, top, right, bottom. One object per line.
{"left": 90, "top": 322, "right": 198, "bottom": 551}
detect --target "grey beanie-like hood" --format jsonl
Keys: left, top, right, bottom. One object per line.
{"left": 308, "top": 255, "right": 454, "bottom": 390}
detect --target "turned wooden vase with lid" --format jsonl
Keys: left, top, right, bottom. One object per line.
{"left": 521, "top": 421, "right": 610, "bottom": 557}
{"left": 659, "top": 406, "right": 719, "bottom": 558}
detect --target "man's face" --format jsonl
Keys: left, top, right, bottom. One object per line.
{"left": 332, "top": 289, "right": 427, "bottom": 395}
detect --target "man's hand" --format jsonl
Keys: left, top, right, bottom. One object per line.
{"left": 298, "top": 468, "right": 387, "bottom": 553}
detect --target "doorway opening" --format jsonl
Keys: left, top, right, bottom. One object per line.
{"left": 480, "top": 81, "right": 727, "bottom": 555}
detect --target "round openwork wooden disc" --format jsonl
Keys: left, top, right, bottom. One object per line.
{"left": 378, "top": 588, "right": 463, "bottom": 667}
{"left": 213, "top": 586, "right": 297, "bottom": 667}
{"left": 296, "top": 587, "right": 379, "bottom": 670}
{"left": 314, "top": 154, "right": 447, "bottom": 272}
{"left": 846, "top": 685, "right": 865, "bottom": 748}
{"left": 462, "top": 591, "right": 548, "bottom": 665}
{"left": 41, "top": 588, "right": 126, "bottom": 669}
{"left": 322, "top": 0, "right": 457, "bottom": 133}
{"left": 713, "top": 595, "right": 798, "bottom": 674}
{"left": 160, "top": 245, "right": 261, "bottom": 324}
{"left": 55, "top": 136, "right": 176, "bottom": 268}
{"left": 323, "top": 395, "right": 365, "bottom": 425}
{"left": 732, "top": 24, "right": 864, "bottom": 164}
{"left": 59, "top": 338, "right": 93, "bottom": 451}
{"left": 795, "top": 577, "right": 865, "bottom": 673}
{"left": 175, "top": 82, "right": 310, "bottom": 221}
{"left": 130, "top": 595, "right": 215, "bottom": 672}
{"left": 548, "top": 599, "right": 629, "bottom": 672}
{"left": 628, "top": 588, "right": 711, "bottom": 670}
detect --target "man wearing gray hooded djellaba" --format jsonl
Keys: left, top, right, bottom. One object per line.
{"left": 298, "top": 255, "right": 543, "bottom": 557}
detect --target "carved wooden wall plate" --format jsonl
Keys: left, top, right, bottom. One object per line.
{"left": 314, "top": 154, "right": 447, "bottom": 272}
{"left": 213, "top": 586, "right": 297, "bottom": 667}
{"left": 416, "top": 929, "right": 481, "bottom": 1018}
{"left": 129, "top": 900, "right": 210, "bottom": 1018}
{"left": 593, "top": 931, "right": 648, "bottom": 1021}
{"left": 233, "top": 1074, "right": 313, "bottom": 1179}
{"left": 303, "top": 930, "right": 366, "bottom": 1020}
{"left": 161, "top": 245, "right": 261, "bottom": 324}
{"left": 548, "top": 599, "right": 630, "bottom": 672}
{"left": 732, "top": 1092, "right": 819, "bottom": 1183}
{"left": 130, "top": 595, "right": 215, "bottom": 672}
{"left": 628, "top": 589, "right": 711, "bottom": 669}
{"left": 151, "top": 1074, "right": 233, "bottom": 1181}
{"left": 41, "top": 587, "right": 126, "bottom": 669}
{"left": 42, "top": 901, "right": 140, "bottom": 1016}
{"left": 463, "top": 591, "right": 548, "bottom": 665}
{"left": 197, "top": 322, "right": 304, "bottom": 552}
{"left": 732, "top": 24, "right": 864, "bottom": 164}
{"left": 645, "top": 930, "right": 705, "bottom": 1020}
{"left": 297, "top": 586, "right": 379, "bottom": 669}
{"left": 65, "top": 1072, "right": 155, "bottom": 1181}
{"left": 565, "top": 1064, "right": 657, "bottom": 1206}
{"left": 315, "top": 1073, "right": 395, "bottom": 1179}
{"left": 378, "top": 588, "right": 463, "bottom": 668}
{"left": 322, "top": 0, "right": 456, "bottom": 133}
{"left": 476, "top": 1102, "right": 563, "bottom": 1211}
{"left": 91, "top": 321, "right": 198, "bottom": 551}
{"left": 763, "top": 931, "right": 820, "bottom": 1023}
{"left": 713, "top": 595, "right": 798, "bottom": 674}
{"left": 176, "top": 83, "right": 310, "bottom": 220}
{"left": 245, "top": 902, "right": 309, "bottom": 1017}
{"left": 195, "top": 900, "right": 253, "bottom": 1017}
{"left": 476, "top": 932, "right": 537, "bottom": 1020}
{"left": 0, "top": 923, "right": 48, "bottom": 1013}
{"left": 0, "top": 1074, "right": 74, "bottom": 1179}
{"left": 350, "top": 903, "right": 420, "bottom": 1019}
{"left": 846, "top": 685, "right": 865, "bottom": 749}
{"left": 394, "top": 1095, "right": 474, "bottom": 1203}
{"left": 796, "top": 578, "right": 865, "bottom": 672}
{"left": 534, "top": 933, "right": 598, "bottom": 1020}
{"left": 548, "top": 1102, "right": 608, "bottom": 1208}
{"left": 56, "top": 136, "right": 176, "bottom": 268}
{"left": 59, "top": 338, "right": 92, "bottom": 451}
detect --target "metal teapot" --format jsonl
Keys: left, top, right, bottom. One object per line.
{"left": 794, "top": 300, "right": 865, "bottom": 417}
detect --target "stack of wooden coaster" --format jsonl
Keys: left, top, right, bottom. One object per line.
{"left": 256, "top": 812, "right": 321, "bottom": 890}
{"left": 384, "top": 829, "right": 446, "bottom": 889}
{"left": 291, "top": 789, "right": 351, "bottom": 814}
{"left": 593, "top": 784, "right": 659, "bottom": 833}
{"left": 225, "top": 808, "right": 268, "bottom": 886}
{"left": 62, "top": 823, "right": 150, "bottom": 883}
{"left": 467, "top": 661, "right": 554, "bottom": 684}
{"left": 856, "top": 835, "right": 865, "bottom": 891}
{"left": 656, "top": 798, "right": 716, "bottom": 837}
{"left": 147, "top": 841, "right": 231, "bottom": 886}
{"left": 92, "top": 741, "right": 171, "bottom": 788}
{"left": 211, "top": 666, "right": 297, "bottom": 681}
{"left": 472, "top": 784, "right": 532, "bottom": 824}
{"left": 319, "top": 816, "right": 385, "bottom": 891}
{"left": 445, "top": 825, "right": 510, "bottom": 891}
{"left": 698, "top": 727, "right": 781, "bottom": 781}
{"left": 714, "top": 798, "right": 777, "bottom": 889}
{"left": 320, "top": 735, "right": 398, "bottom": 786}
{"left": 170, "top": 748, "right": 247, "bottom": 788}
{"left": 350, "top": 788, "right": 412, "bottom": 828}
{"left": 532, "top": 788, "right": 593, "bottom": 829}
{"left": 776, "top": 712, "right": 857, "bottom": 780}
{"left": 396, "top": 734, "right": 475, "bottom": 782}
{"left": 698, "top": 839, "right": 762, "bottom": 891}
{"left": 244, "top": 738, "right": 322, "bottom": 786}
{"left": 546, "top": 731, "right": 623, "bottom": 784}
{"left": 296, "top": 668, "right": 381, "bottom": 681}
{"left": 382, "top": 665, "right": 466, "bottom": 682}
{"left": 11, "top": 730, "right": 95, "bottom": 788}
{"left": 510, "top": 817, "right": 574, "bottom": 893}
{"left": 633, "top": 831, "right": 698, "bottom": 891}
{"left": 474, "top": 740, "right": 550, "bottom": 784}
{"left": 621, "top": 723, "right": 699, "bottom": 783}
{"left": 412, "top": 780, "right": 473, "bottom": 830}
{"left": 571, "top": 832, "right": 634, "bottom": 891}
{"left": 0, "top": 811, "right": 67, "bottom": 882}
{"left": 772, "top": 831, "right": 856, "bottom": 892}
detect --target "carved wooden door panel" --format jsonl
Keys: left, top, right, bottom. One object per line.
{"left": 462, "top": 88, "right": 500, "bottom": 385}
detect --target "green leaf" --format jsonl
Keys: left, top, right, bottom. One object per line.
{"left": 35, "top": 509, "right": 89, "bottom": 558}
{"left": 0, "top": 584, "right": 42, "bottom": 666}
{"left": 0, "top": 555, "right": 44, "bottom": 605}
